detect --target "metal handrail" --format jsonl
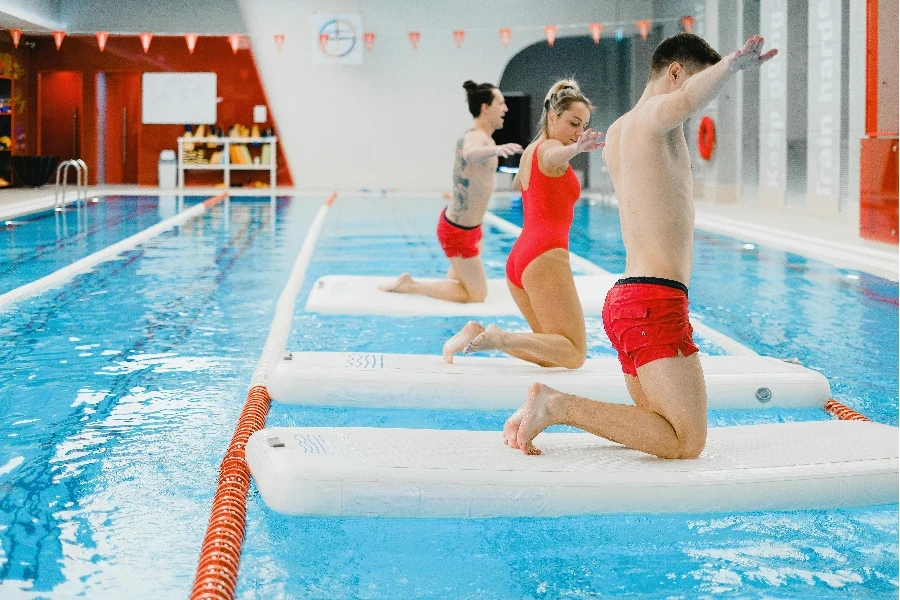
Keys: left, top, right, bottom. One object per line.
{"left": 54, "top": 159, "right": 88, "bottom": 211}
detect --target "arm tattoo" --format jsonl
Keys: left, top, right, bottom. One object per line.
{"left": 449, "top": 136, "right": 470, "bottom": 220}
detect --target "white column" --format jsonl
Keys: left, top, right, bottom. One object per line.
{"left": 758, "top": 0, "right": 788, "bottom": 207}
{"left": 806, "top": 0, "right": 843, "bottom": 215}
{"left": 845, "top": 0, "right": 866, "bottom": 223}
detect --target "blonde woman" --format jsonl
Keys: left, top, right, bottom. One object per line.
{"left": 443, "top": 80, "right": 603, "bottom": 368}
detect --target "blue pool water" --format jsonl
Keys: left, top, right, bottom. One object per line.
{"left": 0, "top": 196, "right": 206, "bottom": 295}
{"left": 0, "top": 195, "right": 896, "bottom": 598}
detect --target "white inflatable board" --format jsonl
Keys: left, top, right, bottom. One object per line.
{"left": 267, "top": 352, "right": 830, "bottom": 410}
{"left": 304, "top": 274, "right": 619, "bottom": 316}
{"left": 246, "top": 421, "right": 899, "bottom": 517}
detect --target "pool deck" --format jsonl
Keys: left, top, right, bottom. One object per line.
{"left": 1, "top": 185, "right": 896, "bottom": 282}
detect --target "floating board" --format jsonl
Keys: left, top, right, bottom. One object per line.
{"left": 267, "top": 352, "right": 830, "bottom": 410}
{"left": 304, "top": 274, "right": 619, "bottom": 316}
{"left": 246, "top": 421, "right": 899, "bottom": 517}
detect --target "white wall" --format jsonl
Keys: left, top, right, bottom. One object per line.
{"left": 0, "top": 0, "right": 61, "bottom": 30}
{"left": 240, "top": 0, "right": 653, "bottom": 191}
{"left": 58, "top": 0, "right": 244, "bottom": 33}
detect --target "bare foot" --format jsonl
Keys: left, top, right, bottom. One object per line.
{"left": 379, "top": 273, "right": 413, "bottom": 293}
{"left": 503, "top": 382, "right": 562, "bottom": 455}
{"left": 442, "top": 321, "right": 484, "bottom": 363}
{"left": 463, "top": 323, "right": 503, "bottom": 354}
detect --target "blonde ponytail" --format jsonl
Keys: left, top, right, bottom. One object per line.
{"left": 535, "top": 79, "right": 594, "bottom": 141}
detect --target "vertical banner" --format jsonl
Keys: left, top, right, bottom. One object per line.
{"left": 311, "top": 13, "right": 363, "bottom": 64}
{"left": 806, "top": 0, "right": 843, "bottom": 213}
{"left": 759, "top": 0, "right": 787, "bottom": 206}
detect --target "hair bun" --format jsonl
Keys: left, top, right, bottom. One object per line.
{"left": 463, "top": 80, "right": 477, "bottom": 91}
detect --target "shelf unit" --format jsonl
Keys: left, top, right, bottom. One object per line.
{"left": 177, "top": 136, "right": 277, "bottom": 188}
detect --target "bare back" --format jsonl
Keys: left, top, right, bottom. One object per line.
{"left": 447, "top": 130, "right": 498, "bottom": 227}
{"left": 603, "top": 102, "right": 695, "bottom": 286}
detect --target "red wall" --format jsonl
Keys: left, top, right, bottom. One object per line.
{"left": 24, "top": 35, "right": 292, "bottom": 186}
{"left": 860, "top": 138, "right": 899, "bottom": 244}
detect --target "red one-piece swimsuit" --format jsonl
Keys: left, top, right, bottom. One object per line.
{"left": 505, "top": 141, "right": 581, "bottom": 289}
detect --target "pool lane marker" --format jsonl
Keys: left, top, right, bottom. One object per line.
{"left": 0, "top": 193, "right": 227, "bottom": 310}
{"left": 190, "top": 192, "right": 337, "bottom": 600}
{"left": 482, "top": 211, "right": 759, "bottom": 358}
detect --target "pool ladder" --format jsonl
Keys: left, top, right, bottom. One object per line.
{"left": 54, "top": 159, "right": 89, "bottom": 211}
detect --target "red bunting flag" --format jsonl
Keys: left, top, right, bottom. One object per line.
{"left": 53, "top": 30, "right": 66, "bottom": 50}
{"left": 636, "top": 20, "right": 650, "bottom": 40}
{"left": 408, "top": 31, "right": 420, "bottom": 50}
{"left": 589, "top": 23, "right": 603, "bottom": 44}
{"left": 318, "top": 32, "right": 329, "bottom": 52}
{"left": 499, "top": 27, "right": 511, "bottom": 48}
{"left": 274, "top": 34, "right": 285, "bottom": 52}
{"left": 185, "top": 33, "right": 198, "bottom": 54}
{"left": 681, "top": 16, "right": 695, "bottom": 33}
{"left": 10, "top": 29, "right": 22, "bottom": 49}
{"left": 363, "top": 32, "right": 375, "bottom": 52}
{"left": 544, "top": 25, "right": 557, "bottom": 47}
{"left": 139, "top": 32, "right": 152, "bottom": 53}
{"left": 453, "top": 30, "right": 465, "bottom": 49}
{"left": 96, "top": 31, "right": 109, "bottom": 52}
{"left": 228, "top": 34, "right": 241, "bottom": 54}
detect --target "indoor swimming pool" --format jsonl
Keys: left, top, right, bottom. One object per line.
{"left": 0, "top": 194, "right": 896, "bottom": 598}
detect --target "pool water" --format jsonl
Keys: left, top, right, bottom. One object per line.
{"left": 0, "top": 195, "right": 896, "bottom": 598}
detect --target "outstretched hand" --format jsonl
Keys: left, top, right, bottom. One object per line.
{"left": 576, "top": 128, "right": 604, "bottom": 153}
{"left": 729, "top": 35, "right": 778, "bottom": 72}
{"left": 496, "top": 143, "right": 524, "bottom": 158}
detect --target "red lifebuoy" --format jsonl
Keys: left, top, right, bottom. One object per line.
{"left": 698, "top": 115, "right": 715, "bottom": 161}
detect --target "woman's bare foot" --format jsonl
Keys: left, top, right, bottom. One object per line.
{"left": 463, "top": 323, "right": 503, "bottom": 354}
{"left": 379, "top": 273, "right": 414, "bottom": 293}
{"left": 503, "top": 382, "right": 562, "bottom": 455}
{"left": 442, "top": 321, "right": 484, "bottom": 363}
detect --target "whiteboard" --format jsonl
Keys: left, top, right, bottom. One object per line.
{"left": 142, "top": 73, "right": 217, "bottom": 124}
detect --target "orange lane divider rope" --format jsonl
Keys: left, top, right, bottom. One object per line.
{"left": 824, "top": 398, "right": 870, "bottom": 421}
{"left": 190, "top": 192, "right": 337, "bottom": 600}
{"left": 204, "top": 193, "right": 228, "bottom": 208}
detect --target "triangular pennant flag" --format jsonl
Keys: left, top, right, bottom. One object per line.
{"left": 139, "top": 32, "right": 152, "bottom": 53}
{"left": 544, "top": 25, "right": 557, "bottom": 47}
{"left": 636, "top": 20, "right": 650, "bottom": 40}
{"left": 228, "top": 34, "right": 241, "bottom": 54}
{"left": 10, "top": 29, "right": 22, "bottom": 49}
{"left": 589, "top": 23, "right": 603, "bottom": 44}
{"left": 185, "top": 33, "right": 198, "bottom": 54}
{"left": 96, "top": 31, "right": 109, "bottom": 52}
{"left": 53, "top": 30, "right": 66, "bottom": 50}
{"left": 274, "top": 34, "right": 285, "bottom": 52}
{"left": 499, "top": 28, "right": 511, "bottom": 48}
{"left": 681, "top": 16, "right": 695, "bottom": 33}
{"left": 408, "top": 31, "right": 420, "bottom": 50}
{"left": 453, "top": 30, "right": 465, "bottom": 49}
{"left": 363, "top": 32, "right": 375, "bottom": 52}
{"left": 318, "top": 32, "right": 329, "bottom": 52}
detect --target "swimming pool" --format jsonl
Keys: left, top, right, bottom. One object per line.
{"left": 0, "top": 194, "right": 896, "bottom": 598}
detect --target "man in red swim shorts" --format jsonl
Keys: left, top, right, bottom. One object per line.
{"left": 503, "top": 33, "right": 778, "bottom": 459}
{"left": 380, "top": 81, "right": 522, "bottom": 303}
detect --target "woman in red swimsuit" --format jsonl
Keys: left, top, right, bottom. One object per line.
{"left": 443, "top": 80, "right": 603, "bottom": 368}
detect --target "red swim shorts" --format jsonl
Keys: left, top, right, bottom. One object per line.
{"left": 602, "top": 277, "right": 699, "bottom": 377}
{"left": 436, "top": 209, "right": 482, "bottom": 259}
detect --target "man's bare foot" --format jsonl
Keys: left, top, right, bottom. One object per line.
{"left": 379, "top": 273, "right": 414, "bottom": 293}
{"left": 503, "top": 382, "right": 562, "bottom": 455}
{"left": 442, "top": 321, "right": 484, "bottom": 363}
{"left": 463, "top": 323, "right": 503, "bottom": 354}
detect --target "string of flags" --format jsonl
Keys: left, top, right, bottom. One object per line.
{"left": 4, "top": 17, "right": 694, "bottom": 53}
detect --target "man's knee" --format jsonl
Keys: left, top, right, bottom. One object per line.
{"left": 674, "top": 427, "right": 707, "bottom": 459}
{"left": 558, "top": 345, "right": 587, "bottom": 369}
{"left": 463, "top": 287, "right": 487, "bottom": 303}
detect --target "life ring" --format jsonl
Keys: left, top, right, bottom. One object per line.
{"left": 698, "top": 115, "right": 715, "bottom": 161}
